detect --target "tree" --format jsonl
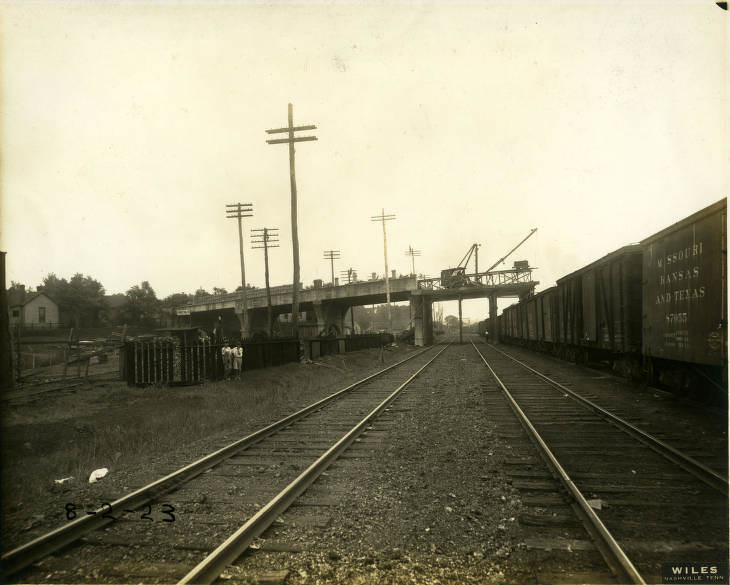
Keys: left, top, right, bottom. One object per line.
{"left": 212, "top": 287, "right": 228, "bottom": 295}
{"left": 122, "top": 281, "right": 160, "bottom": 327}
{"left": 67, "top": 273, "right": 107, "bottom": 327}
{"left": 194, "top": 288, "right": 210, "bottom": 301}
{"left": 444, "top": 315, "right": 460, "bottom": 330}
{"left": 37, "top": 273, "right": 107, "bottom": 327}
{"left": 8, "top": 281, "right": 29, "bottom": 295}
{"left": 162, "top": 292, "right": 193, "bottom": 308}
{"left": 355, "top": 311, "right": 372, "bottom": 333}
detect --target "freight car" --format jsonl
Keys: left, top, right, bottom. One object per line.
{"left": 496, "top": 198, "right": 727, "bottom": 397}
{"left": 641, "top": 199, "right": 727, "bottom": 392}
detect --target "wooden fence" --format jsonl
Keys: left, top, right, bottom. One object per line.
{"left": 122, "top": 333, "right": 393, "bottom": 386}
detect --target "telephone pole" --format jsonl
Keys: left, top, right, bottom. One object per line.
{"left": 226, "top": 202, "right": 253, "bottom": 339}
{"left": 323, "top": 250, "right": 341, "bottom": 285}
{"left": 341, "top": 267, "right": 357, "bottom": 336}
{"left": 404, "top": 245, "right": 421, "bottom": 276}
{"left": 371, "top": 209, "right": 396, "bottom": 334}
{"left": 266, "top": 104, "right": 317, "bottom": 338}
{"left": 251, "top": 227, "right": 279, "bottom": 338}
{"left": 340, "top": 267, "right": 357, "bottom": 284}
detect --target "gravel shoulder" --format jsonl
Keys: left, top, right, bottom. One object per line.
{"left": 230, "top": 342, "right": 603, "bottom": 585}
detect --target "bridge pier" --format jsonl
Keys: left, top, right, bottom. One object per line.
{"left": 488, "top": 292, "right": 499, "bottom": 343}
{"left": 313, "top": 301, "right": 347, "bottom": 336}
{"left": 246, "top": 308, "right": 273, "bottom": 337}
{"left": 410, "top": 292, "right": 433, "bottom": 347}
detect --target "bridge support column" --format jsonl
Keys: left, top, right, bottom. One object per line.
{"left": 246, "top": 309, "right": 271, "bottom": 338}
{"left": 410, "top": 292, "right": 433, "bottom": 347}
{"left": 313, "top": 301, "right": 347, "bottom": 336}
{"left": 234, "top": 301, "right": 250, "bottom": 340}
{"left": 488, "top": 293, "right": 499, "bottom": 344}
{"left": 423, "top": 295, "right": 433, "bottom": 345}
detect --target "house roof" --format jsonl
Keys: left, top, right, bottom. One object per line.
{"left": 8, "top": 291, "right": 57, "bottom": 308}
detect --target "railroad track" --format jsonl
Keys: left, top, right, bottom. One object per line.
{"left": 3, "top": 370, "right": 119, "bottom": 406}
{"left": 472, "top": 341, "right": 729, "bottom": 585}
{"left": 478, "top": 341, "right": 729, "bottom": 478}
{"left": 3, "top": 343, "right": 449, "bottom": 584}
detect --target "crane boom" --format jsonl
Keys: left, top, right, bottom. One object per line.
{"left": 485, "top": 228, "right": 537, "bottom": 273}
{"left": 457, "top": 243, "right": 479, "bottom": 269}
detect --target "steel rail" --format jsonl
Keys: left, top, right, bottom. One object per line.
{"left": 1, "top": 346, "right": 434, "bottom": 578}
{"left": 488, "top": 343, "right": 729, "bottom": 495}
{"left": 471, "top": 342, "right": 646, "bottom": 585}
{"left": 178, "top": 343, "right": 452, "bottom": 584}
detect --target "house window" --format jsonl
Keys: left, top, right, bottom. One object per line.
{"left": 38, "top": 306, "right": 46, "bottom": 324}
{"left": 11, "top": 309, "right": 19, "bottom": 318}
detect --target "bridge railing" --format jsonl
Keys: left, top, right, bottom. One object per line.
{"left": 184, "top": 276, "right": 420, "bottom": 310}
{"left": 417, "top": 268, "right": 535, "bottom": 290}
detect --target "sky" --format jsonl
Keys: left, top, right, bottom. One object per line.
{"left": 0, "top": 1, "right": 726, "bottom": 321}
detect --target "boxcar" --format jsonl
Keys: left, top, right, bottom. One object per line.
{"left": 501, "top": 303, "right": 519, "bottom": 342}
{"left": 556, "top": 244, "right": 643, "bottom": 366}
{"left": 641, "top": 198, "right": 727, "bottom": 387}
{"left": 525, "top": 296, "right": 537, "bottom": 341}
{"left": 536, "top": 286, "right": 558, "bottom": 347}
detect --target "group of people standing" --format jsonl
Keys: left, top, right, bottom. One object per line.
{"left": 222, "top": 343, "right": 243, "bottom": 379}
{"left": 212, "top": 317, "right": 245, "bottom": 380}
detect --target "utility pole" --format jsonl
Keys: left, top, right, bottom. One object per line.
{"left": 371, "top": 209, "right": 396, "bottom": 334}
{"left": 341, "top": 267, "right": 357, "bottom": 336}
{"left": 404, "top": 245, "right": 421, "bottom": 276}
{"left": 404, "top": 245, "right": 420, "bottom": 329}
{"left": 251, "top": 227, "right": 279, "bottom": 338}
{"left": 323, "top": 250, "right": 341, "bottom": 286}
{"left": 226, "top": 202, "right": 253, "bottom": 339}
{"left": 266, "top": 104, "right": 317, "bottom": 339}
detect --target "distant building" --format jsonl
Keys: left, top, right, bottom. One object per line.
{"left": 8, "top": 289, "right": 60, "bottom": 328}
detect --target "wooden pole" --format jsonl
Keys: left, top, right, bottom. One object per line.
{"left": 381, "top": 209, "right": 392, "bottom": 334}
{"left": 288, "top": 104, "right": 300, "bottom": 339}
{"left": 263, "top": 228, "right": 273, "bottom": 338}
{"left": 266, "top": 105, "right": 317, "bottom": 339}
{"left": 237, "top": 211, "right": 248, "bottom": 340}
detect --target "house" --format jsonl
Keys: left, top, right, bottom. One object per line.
{"left": 8, "top": 289, "right": 60, "bottom": 328}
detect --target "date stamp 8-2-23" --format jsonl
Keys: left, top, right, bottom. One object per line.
{"left": 64, "top": 503, "right": 176, "bottom": 523}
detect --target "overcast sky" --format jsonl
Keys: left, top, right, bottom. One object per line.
{"left": 0, "top": 1, "right": 726, "bottom": 320}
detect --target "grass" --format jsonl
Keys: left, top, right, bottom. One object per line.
{"left": 1, "top": 345, "right": 414, "bottom": 523}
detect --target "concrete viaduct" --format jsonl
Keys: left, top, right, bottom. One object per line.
{"left": 178, "top": 269, "right": 537, "bottom": 346}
